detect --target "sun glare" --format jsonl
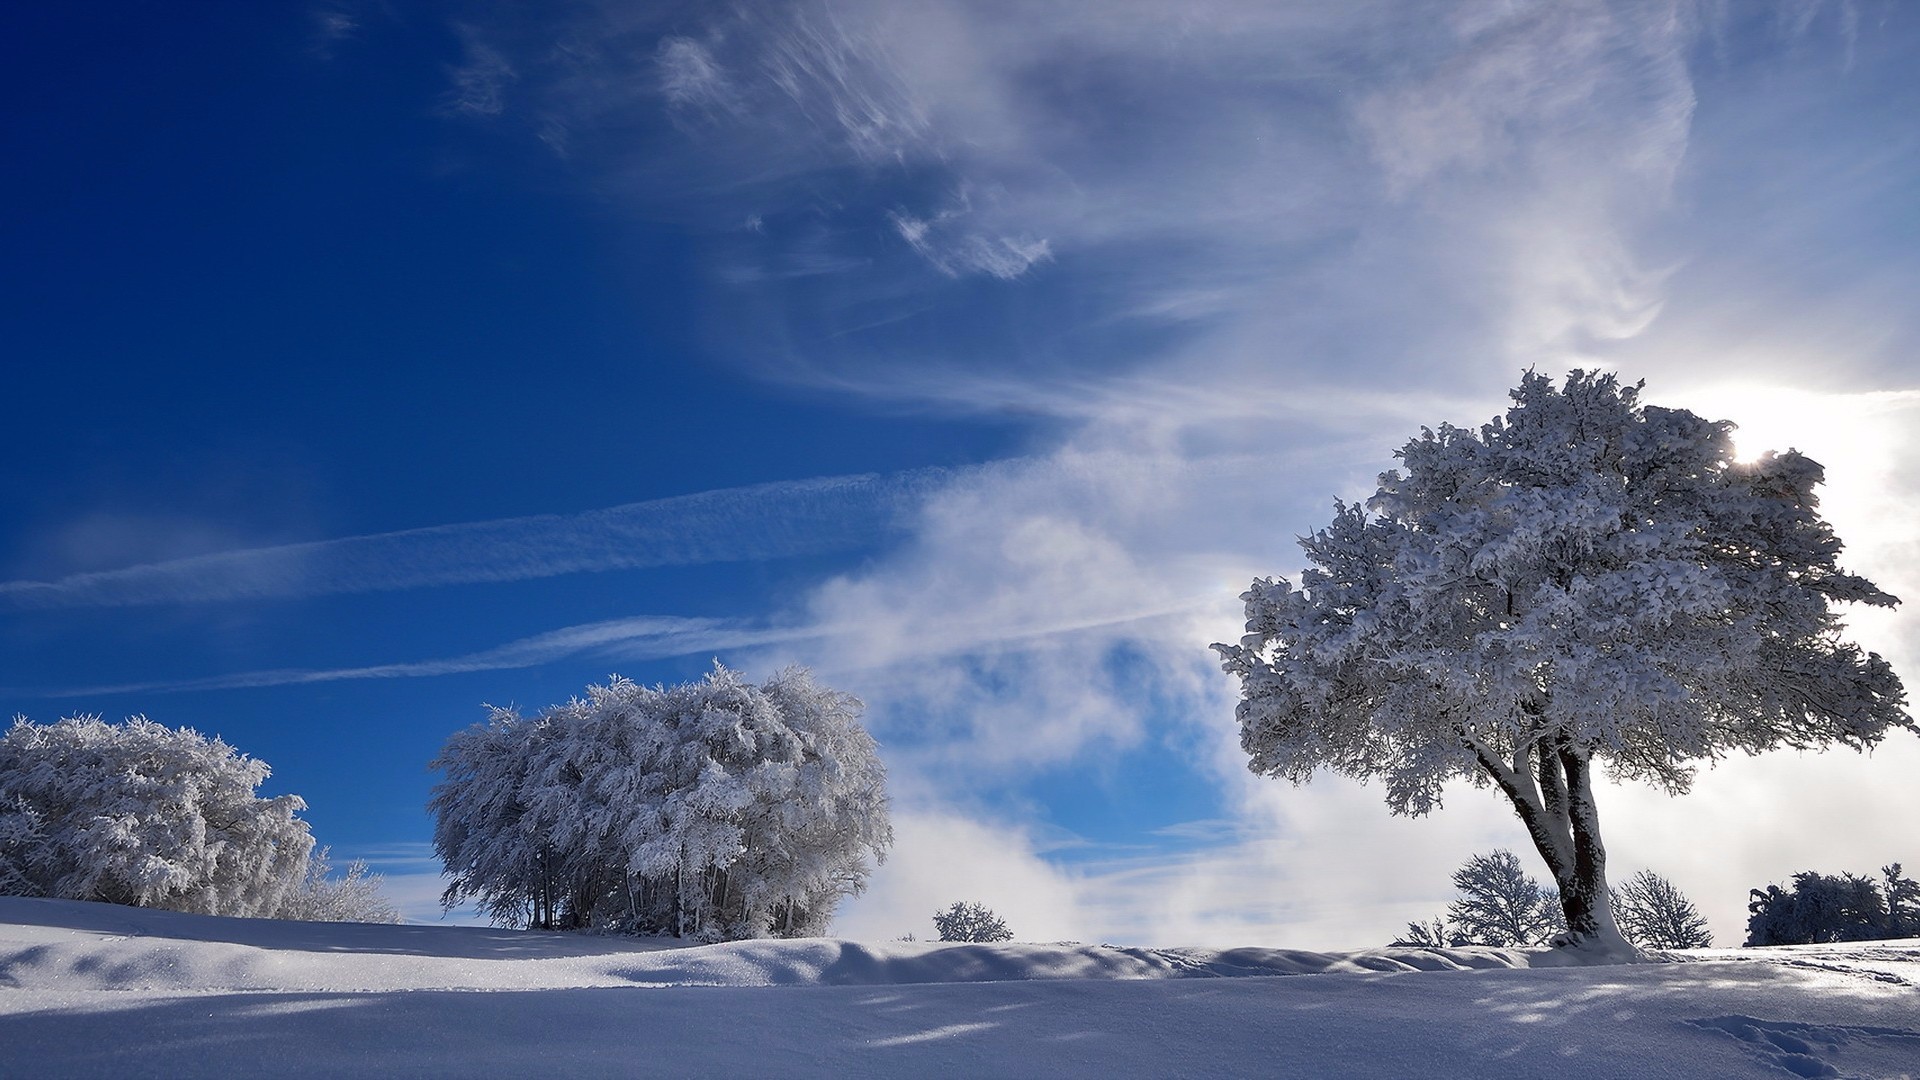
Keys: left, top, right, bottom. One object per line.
{"left": 1678, "top": 383, "right": 1909, "bottom": 468}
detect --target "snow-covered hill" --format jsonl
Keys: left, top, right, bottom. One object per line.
{"left": 2, "top": 898, "right": 1915, "bottom": 1078}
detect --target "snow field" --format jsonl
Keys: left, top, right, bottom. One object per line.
{"left": 2, "top": 898, "right": 1916, "bottom": 1078}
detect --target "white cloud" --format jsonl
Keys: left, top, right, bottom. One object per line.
{"left": 831, "top": 810, "right": 1090, "bottom": 943}
{"left": 887, "top": 186, "right": 1053, "bottom": 281}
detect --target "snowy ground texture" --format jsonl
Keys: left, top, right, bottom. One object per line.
{"left": 2, "top": 899, "right": 1916, "bottom": 1078}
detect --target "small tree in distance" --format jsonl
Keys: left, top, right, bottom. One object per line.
{"left": 1219, "top": 371, "right": 1911, "bottom": 954}
{"left": 1612, "top": 869, "right": 1711, "bottom": 950}
{"left": 933, "top": 901, "right": 1013, "bottom": 942}
{"left": 1446, "top": 850, "right": 1564, "bottom": 947}
{"left": 1885, "top": 863, "right": 1920, "bottom": 939}
{"left": 1394, "top": 850, "right": 1563, "bottom": 948}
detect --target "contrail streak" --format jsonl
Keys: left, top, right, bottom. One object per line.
{"left": 29, "top": 615, "right": 814, "bottom": 698}
{"left": 0, "top": 467, "right": 981, "bottom": 611}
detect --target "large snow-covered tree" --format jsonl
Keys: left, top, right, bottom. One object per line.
{"left": 0, "top": 715, "right": 313, "bottom": 916}
{"left": 1217, "top": 371, "right": 1910, "bottom": 954}
{"left": 430, "top": 663, "right": 891, "bottom": 939}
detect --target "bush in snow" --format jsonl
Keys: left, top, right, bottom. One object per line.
{"left": 276, "top": 847, "right": 402, "bottom": 924}
{"left": 429, "top": 663, "right": 891, "bottom": 939}
{"left": 0, "top": 715, "right": 312, "bottom": 916}
{"left": 1611, "top": 869, "right": 1711, "bottom": 950}
{"left": 1218, "top": 370, "right": 1910, "bottom": 952}
{"left": 933, "top": 900, "right": 1013, "bottom": 942}
{"left": 1391, "top": 917, "right": 1464, "bottom": 949}
{"left": 1745, "top": 864, "right": 1920, "bottom": 945}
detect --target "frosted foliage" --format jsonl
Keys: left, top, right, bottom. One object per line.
{"left": 933, "top": 900, "right": 1014, "bottom": 943}
{"left": 430, "top": 664, "right": 891, "bottom": 939}
{"left": 1217, "top": 371, "right": 1911, "bottom": 949}
{"left": 0, "top": 716, "right": 311, "bottom": 916}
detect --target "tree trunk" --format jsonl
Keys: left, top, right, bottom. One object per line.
{"left": 1470, "top": 732, "right": 1634, "bottom": 957}
{"left": 1551, "top": 743, "right": 1627, "bottom": 949}
{"left": 675, "top": 859, "right": 685, "bottom": 939}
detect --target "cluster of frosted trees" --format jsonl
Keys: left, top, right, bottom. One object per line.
{"left": 0, "top": 715, "right": 394, "bottom": 922}
{"left": 1, "top": 664, "right": 887, "bottom": 941}
{"left": 1746, "top": 864, "right": 1920, "bottom": 945}
{"left": 429, "top": 664, "right": 891, "bottom": 940}
{"left": 1397, "top": 851, "right": 1711, "bottom": 951}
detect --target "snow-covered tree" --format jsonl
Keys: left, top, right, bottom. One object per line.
{"left": 1445, "top": 850, "right": 1564, "bottom": 947}
{"left": 1217, "top": 371, "right": 1911, "bottom": 954}
{"left": 430, "top": 663, "right": 891, "bottom": 939}
{"left": 932, "top": 900, "right": 1013, "bottom": 942}
{"left": 1884, "top": 863, "right": 1920, "bottom": 939}
{"left": 1611, "top": 869, "right": 1710, "bottom": 950}
{"left": 275, "top": 847, "right": 402, "bottom": 924}
{"left": 0, "top": 715, "right": 312, "bottom": 916}
{"left": 1746, "top": 864, "right": 1919, "bottom": 945}
{"left": 1747, "top": 871, "right": 1882, "bottom": 945}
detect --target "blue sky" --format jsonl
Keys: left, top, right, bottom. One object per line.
{"left": 5, "top": 1, "right": 1918, "bottom": 945}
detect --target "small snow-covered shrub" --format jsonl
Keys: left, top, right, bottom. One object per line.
{"left": 1391, "top": 917, "right": 1462, "bottom": 948}
{"left": 0, "top": 715, "right": 312, "bottom": 916}
{"left": 933, "top": 901, "right": 1013, "bottom": 943}
{"left": 430, "top": 663, "right": 891, "bottom": 939}
{"left": 276, "top": 847, "right": 402, "bottom": 924}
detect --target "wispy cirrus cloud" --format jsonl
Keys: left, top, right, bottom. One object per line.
{"left": 453, "top": 0, "right": 1705, "bottom": 426}
{"left": 0, "top": 468, "right": 974, "bottom": 612}
{"left": 307, "top": 6, "right": 360, "bottom": 61}
{"left": 440, "top": 23, "right": 518, "bottom": 118}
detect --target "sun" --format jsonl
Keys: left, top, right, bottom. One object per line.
{"left": 1712, "top": 386, "right": 1814, "bottom": 464}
